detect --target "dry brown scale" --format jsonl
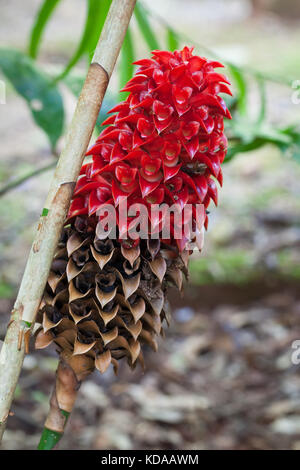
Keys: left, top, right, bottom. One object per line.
{"left": 35, "top": 215, "right": 190, "bottom": 375}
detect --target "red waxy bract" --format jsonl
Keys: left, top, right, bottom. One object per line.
{"left": 69, "top": 47, "right": 231, "bottom": 249}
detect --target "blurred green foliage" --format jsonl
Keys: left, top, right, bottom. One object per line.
{"left": 0, "top": 280, "right": 14, "bottom": 299}
{"left": 0, "top": 0, "right": 299, "bottom": 291}
{"left": 0, "top": 0, "right": 299, "bottom": 159}
{"left": 189, "top": 250, "right": 256, "bottom": 285}
{"left": 0, "top": 48, "right": 64, "bottom": 149}
{"left": 189, "top": 248, "right": 300, "bottom": 285}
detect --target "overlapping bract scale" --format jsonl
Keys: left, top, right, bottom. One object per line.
{"left": 36, "top": 215, "right": 187, "bottom": 373}
{"left": 36, "top": 47, "right": 231, "bottom": 374}
{"left": 69, "top": 46, "right": 231, "bottom": 243}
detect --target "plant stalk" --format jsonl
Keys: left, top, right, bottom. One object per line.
{"left": 0, "top": 0, "right": 136, "bottom": 444}
{"left": 38, "top": 352, "right": 94, "bottom": 450}
{"left": 0, "top": 160, "right": 57, "bottom": 197}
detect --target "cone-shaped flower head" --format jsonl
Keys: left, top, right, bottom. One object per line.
{"left": 36, "top": 47, "right": 231, "bottom": 375}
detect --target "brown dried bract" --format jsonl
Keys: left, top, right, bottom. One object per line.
{"left": 35, "top": 215, "right": 191, "bottom": 375}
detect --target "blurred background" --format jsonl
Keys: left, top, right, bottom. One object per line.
{"left": 0, "top": 0, "right": 300, "bottom": 450}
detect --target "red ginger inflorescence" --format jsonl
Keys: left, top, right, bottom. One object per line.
{"left": 69, "top": 46, "right": 232, "bottom": 250}
{"left": 35, "top": 47, "right": 231, "bottom": 375}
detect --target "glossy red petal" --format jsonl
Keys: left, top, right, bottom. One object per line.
{"left": 191, "top": 93, "right": 229, "bottom": 117}
{"left": 153, "top": 100, "right": 174, "bottom": 121}
{"left": 203, "top": 116, "right": 215, "bottom": 134}
{"left": 174, "top": 185, "right": 189, "bottom": 210}
{"left": 101, "top": 115, "right": 117, "bottom": 126}
{"left": 193, "top": 175, "right": 208, "bottom": 202}
{"left": 108, "top": 102, "right": 130, "bottom": 114}
{"left": 88, "top": 189, "right": 103, "bottom": 216}
{"left": 74, "top": 180, "right": 100, "bottom": 197}
{"left": 178, "top": 171, "right": 199, "bottom": 197}
{"left": 151, "top": 50, "right": 174, "bottom": 64}
{"left": 217, "top": 167, "right": 223, "bottom": 186}
{"left": 207, "top": 178, "right": 218, "bottom": 206}
{"left": 132, "top": 96, "right": 153, "bottom": 109}
{"left": 169, "top": 64, "right": 186, "bottom": 82}
{"left": 188, "top": 55, "right": 206, "bottom": 72}
{"left": 166, "top": 176, "right": 183, "bottom": 192}
{"left": 196, "top": 154, "right": 220, "bottom": 178}
{"left": 172, "top": 86, "right": 193, "bottom": 115}
{"left": 115, "top": 164, "right": 137, "bottom": 187}
{"left": 153, "top": 114, "right": 173, "bottom": 133}
{"left": 119, "top": 130, "right": 133, "bottom": 150}
{"left": 66, "top": 47, "right": 231, "bottom": 252}
{"left": 111, "top": 180, "right": 130, "bottom": 206}
{"left": 146, "top": 187, "right": 165, "bottom": 204}
{"left": 163, "top": 163, "right": 182, "bottom": 181}
{"left": 182, "top": 136, "right": 199, "bottom": 159}
{"left": 68, "top": 196, "right": 88, "bottom": 219}
{"left": 141, "top": 154, "right": 161, "bottom": 176}
{"left": 205, "top": 72, "right": 231, "bottom": 85}
{"left": 139, "top": 174, "right": 161, "bottom": 198}
{"left": 218, "top": 83, "right": 233, "bottom": 96}
{"left": 133, "top": 58, "right": 157, "bottom": 67}
{"left": 137, "top": 118, "right": 155, "bottom": 137}
{"left": 181, "top": 121, "right": 200, "bottom": 140}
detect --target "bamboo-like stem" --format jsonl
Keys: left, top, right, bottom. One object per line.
{"left": 38, "top": 352, "right": 93, "bottom": 450}
{"left": 0, "top": 0, "right": 136, "bottom": 444}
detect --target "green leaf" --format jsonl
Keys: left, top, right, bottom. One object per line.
{"left": 0, "top": 281, "right": 14, "bottom": 299}
{"left": 28, "top": 0, "right": 61, "bottom": 59}
{"left": 225, "top": 139, "right": 266, "bottom": 162}
{"left": 226, "top": 124, "right": 298, "bottom": 163}
{"left": 256, "top": 76, "right": 266, "bottom": 126}
{"left": 228, "top": 65, "right": 248, "bottom": 116}
{"left": 256, "top": 126, "right": 292, "bottom": 146}
{"left": 119, "top": 28, "right": 134, "bottom": 99}
{"left": 227, "top": 116, "right": 255, "bottom": 143}
{"left": 0, "top": 48, "right": 64, "bottom": 149}
{"left": 57, "top": 0, "right": 111, "bottom": 81}
{"left": 134, "top": 3, "right": 160, "bottom": 50}
{"left": 276, "top": 126, "right": 300, "bottom": 162}
{"left": 63, "top": 73, "right": 85, "bottom": 97}
{"left": 166, "top": 27, "right": 179, "bottom": 50}
{"left": 291, "top": 144, "right": 300, "bottom": 162}
{"left": 87, "top": 0, "right": 111, "bottom": 62}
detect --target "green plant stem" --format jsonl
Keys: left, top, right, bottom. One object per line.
{"left": 38, "top": 352, "right": 93, "bottom": 450}
{"left": 38, "top": 411, "right": 70, "bottom": 450}
{"left": 38, "top": 428, "right": 63, "bottom": 450}
{"left": 0, "top": 160, "right": 56, "bottom": 197}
